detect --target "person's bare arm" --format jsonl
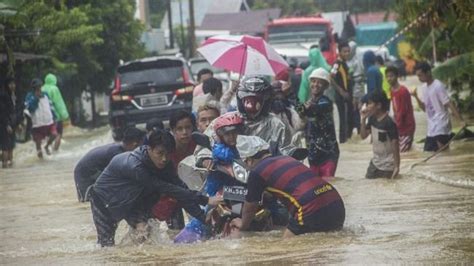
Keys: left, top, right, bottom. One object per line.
{"left": 360, "top": 109, "right": 370, "bottom": 139}
{"left": 411, "top": 88, "right": 425, "bottom": 112}
{"left": 391, "top": 139, "right": 400, "bottom": 179}
{"left": 446, "top": 101, "right": 466, "bottom": 127}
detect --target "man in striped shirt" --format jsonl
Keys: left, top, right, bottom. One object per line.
{"left": 231, "top": 149, "right": 345, "bottom": 238}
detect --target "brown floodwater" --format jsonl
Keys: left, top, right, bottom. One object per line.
{"left": 1, "top": 76, "right": 473, "bottom": 264}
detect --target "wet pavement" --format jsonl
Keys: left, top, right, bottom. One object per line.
{"left": 1, "top": 76, "right": 473, "bottom": 264}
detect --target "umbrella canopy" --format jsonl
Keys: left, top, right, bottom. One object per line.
{"left": 197, "top": 35, "right": 288, "bottom": 76}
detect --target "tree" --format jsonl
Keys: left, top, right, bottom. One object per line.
{"left": 149, "top": 0, "right": 167, "bottom": 28}
{"left": 2, "top": 0, "right": 145, "bottom": 125}
{"left": 395, "top": 0, "right": 474, "bottom": 112}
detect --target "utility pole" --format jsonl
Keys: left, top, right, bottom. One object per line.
{"left": 188, "top": 0, "right": 196, "bottom": 58}
{"left": 167, "top": 0, "right": 174, "bottom": 48}
{"left": 178, "top": 0, "right": 185, "bottom": 55}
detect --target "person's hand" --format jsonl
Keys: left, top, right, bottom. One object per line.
{"left": 410, "top": 87, "right": 418, "bottom": 97}
{"left": 207, "top": 195, "right": 224, "bottom": 206}
{"left": 6, "top": 125, "right": 12, "bottom": 134}
{"left": 360, "top": 104, "right": 369, "bottom": 120}
{"left": 391, "top": 167, "right": 399, "bottom": 179}
{"left": 230, "top": 218, "right": 242, "bottom": 230}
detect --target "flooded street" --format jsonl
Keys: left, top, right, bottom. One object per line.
{"left": 1, "top": 76, "right": 473, "bottom": 264}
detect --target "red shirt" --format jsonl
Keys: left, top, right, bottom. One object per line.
{"left": 391, "top": 85, "right": 415, "bottom": 136}
{"left": 170, "top": 140, "right": 196, "bottom": 170}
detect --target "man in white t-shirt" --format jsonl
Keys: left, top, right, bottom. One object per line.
{"left": 411, "top": 62, "right": 465, "bottom": 151}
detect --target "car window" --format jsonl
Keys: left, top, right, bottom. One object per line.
{"left": 120, "top": 67, "right": 183, "bottom": 87}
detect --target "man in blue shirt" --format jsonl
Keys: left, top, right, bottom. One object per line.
{"left": 74, "top": 127, "right": 145, "bottom": 202}
{"left": 362, "top": 50, "right": 383, "bottom": 102}
{"left": 89, "top": 129, "right": 222, "bottom": 247}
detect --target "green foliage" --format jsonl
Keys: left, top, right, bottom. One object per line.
{"left": 149, "top": 0, "right": 167, "bottom": 28}
{"left": 2, "top": 0, "right": 145, "bottom": 120}
{"left": 173, "top": 24, "right": 189, "bottom": 56}
{"left": 395, "top": 0, "right": 474, "bottom": 112}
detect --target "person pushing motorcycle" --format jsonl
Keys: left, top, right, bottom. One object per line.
{"left": 231, "top": 141, "right": 345, "bottom": 238}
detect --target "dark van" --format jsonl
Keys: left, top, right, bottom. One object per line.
{"left": 109, "top": 56, "right": 194, "bottom": 140}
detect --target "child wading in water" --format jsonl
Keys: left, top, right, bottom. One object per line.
{"left": 297, "top": 68, "right": 339, "bottom": 178}
{"left": 24, "top": 78, "right": 58, "bottom": 158}
{"left": 360, "top": 91, "right": 400, "bottom": 179}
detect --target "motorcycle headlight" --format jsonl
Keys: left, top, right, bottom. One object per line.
{"left": 233, "top": 163, "right": 249, "bottom": 184}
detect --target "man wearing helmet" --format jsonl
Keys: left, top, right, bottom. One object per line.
{"left": 230, "top": 139, "right": 345, "bottom": 238}
{"left": 296, "top": 68, "right": 340, "bottom": 178}
{"left": 195, "top": 75, "right": 294, "bottom": 167}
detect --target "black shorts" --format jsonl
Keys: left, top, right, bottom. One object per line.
{"left": 424, "top": 134, "right": 453, "bottom": 152}
{"left": 287, "top": 200, "right": 345, "bottom": 235}
{"left": 365, "top": 161, "right": 394, "bottom": 179}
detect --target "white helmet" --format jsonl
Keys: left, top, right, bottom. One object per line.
{"left": 236, "top": 135, "right": 270, "bottom": 159}
{"left": 308, "top": 67, "right": 330, "bottom": 83}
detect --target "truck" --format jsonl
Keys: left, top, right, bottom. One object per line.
{"left": 264, "top": 16, "right": 338, "bottom": 66}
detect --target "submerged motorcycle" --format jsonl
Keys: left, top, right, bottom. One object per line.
{"left": 174, "top": 132, "right": 307, "bottom": 242}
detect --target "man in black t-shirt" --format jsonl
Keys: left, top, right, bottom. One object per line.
{"left": 360, "top": 91, "right": 400, "bottom": 179}
{"left": 74, "top": 127, "right": 145, "bottom": 202}
{"left": 330, "top": 41, "right": 353, "bottom": 143}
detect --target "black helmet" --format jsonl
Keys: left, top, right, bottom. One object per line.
{"left": 30, "top": 78, "right": 43, "bottom": 89}
{"left": 237, "top": 75, "right": 272, "bottom": 120}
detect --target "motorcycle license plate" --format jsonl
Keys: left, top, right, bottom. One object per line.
{"left": 223, "top": 186, "right": 247, "bottom": 202}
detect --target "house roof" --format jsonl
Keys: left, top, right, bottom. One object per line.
{"left": 199, "top": 8, "right": 281, "bottom": 35}
{"left": 350, "top": 11, "right": 397, "bottom": 25}
{"left": 207, "top": 0, "right": 249, "bottom": 14}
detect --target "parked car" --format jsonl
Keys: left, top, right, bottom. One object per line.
{"left": 109, "top": 56, "right": 194, "bottom": 140}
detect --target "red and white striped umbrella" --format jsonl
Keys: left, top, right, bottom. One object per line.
{"left": 197, "top": 35, "right": 288, "bottom": 76}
